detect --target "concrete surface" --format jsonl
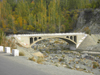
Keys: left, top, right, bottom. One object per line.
{"left": 0, "top": 52, "right": 50, "bottom": 75}
{"left": 0, "top": 52, "right": 94, "bottom": 75}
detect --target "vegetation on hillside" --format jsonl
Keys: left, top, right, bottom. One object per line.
{"left": 0, "top": 29, "right": 16, "bottom": 49}
{"left": 0, "top": 0, "right": 100, "bottom": 33}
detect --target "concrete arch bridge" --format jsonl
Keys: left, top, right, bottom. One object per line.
{"left": 12, "top": 33, "right": 87, "bottom": 50}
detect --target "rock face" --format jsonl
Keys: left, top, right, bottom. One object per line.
{"left": 75, "top": 8, "right": 100, "bottom": 34}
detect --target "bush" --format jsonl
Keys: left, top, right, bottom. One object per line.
{"left": 92, "top": 62, "right": 99, "bottom": 69}
{"left": 0, "top": 29, "right": 16, "bottom": 49}
{"left": 19, "top": 52, "right": 25, "bottom": 56}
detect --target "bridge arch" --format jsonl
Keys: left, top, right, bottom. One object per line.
{"left": 30, "top": 37, "right": 77, "bottom": 50}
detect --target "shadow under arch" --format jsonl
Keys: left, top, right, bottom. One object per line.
{"left": 30, "top": 37, "right": 76, "bottom": 48}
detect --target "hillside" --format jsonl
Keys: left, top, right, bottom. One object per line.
{"left": 0, "top": 0, "right": 100, "bottom": 34}
{"left": 75, "top": 8, "right": 100, "bottom": 34}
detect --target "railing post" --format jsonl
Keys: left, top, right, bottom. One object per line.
{"left": 5, "top": 47, "right": 11, "bottom": 53}
{"left": 0, "top": 46, "right": 3, "bottom": 52}
{"left": 12, "top": 49, "right": 19, "bottom": 56}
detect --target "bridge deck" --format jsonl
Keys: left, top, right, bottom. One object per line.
{"left": 13, "top": 33, "right": 85, "bottom": 37}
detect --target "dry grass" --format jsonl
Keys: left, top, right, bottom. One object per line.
{"left": 54, "top": 40, "right": 59, "bottom": 43}
{"left": 19, "top": 52, "right": 25, "bottom": 56}
{"left": 83, "top": 26, "right": 90, "bottom": 34}
{"left": 76, "top": 61, "right": 79, "bottom": 64}
{"left": 37, "top": 56, "right": 44, "bottom": 64}
{"left": 16, "top": 43, "right": 23, "bottom": 47}
{"left": 76, "top": 68, "right": 85, "bottom": 71}
{"left": 29, "top": 57, "right": 36, "bottom": 61}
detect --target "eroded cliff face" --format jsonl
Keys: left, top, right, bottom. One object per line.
{"left": 75, "top": 8, "right": 100, "bottom": 34}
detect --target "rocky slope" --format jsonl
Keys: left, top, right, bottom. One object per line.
{"left": 75, "top": 8, "right": 100, "bottom": 34}
{"left": 17, "top": 38, "right": 100, "bottom": 75}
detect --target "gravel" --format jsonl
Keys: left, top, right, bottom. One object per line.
{"left": 16, "top": 38, "right": 100, "bottom": 75}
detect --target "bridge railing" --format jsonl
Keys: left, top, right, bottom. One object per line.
{"left": 10, "top": 32, "right": 86, "bottom": 37}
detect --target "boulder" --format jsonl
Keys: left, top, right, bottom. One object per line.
{"left": 33, "top": 52, "right": 44, "bottom": 58}
{"left": 81, "top": 53, "right": 88, "bottom": 58}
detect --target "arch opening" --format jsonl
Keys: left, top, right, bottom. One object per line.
{"left": 70, "top": 36, "right": 72, "bottom": 40}
{"left": 31, "top": 37, "right": 76, "bottom": 50}
{"left": 59, "top": 38, "right": 76, "bottom": 50}
{"left": 74, "top": 36, "right": 77, "bottom": 42}
{"left": 66, "top": 36, "right": 69, "bottom": 38}
{"left": 34, "top": 37, "right": 37, "bottom": 41}
{"left": 39, "top": 37, "right": 41, "bottom": 39}
{"left": 30, "top": 37, "right": 33, "bottom": 44}
{"left": 60, "top": 38, "right": 76, "bottom": 44}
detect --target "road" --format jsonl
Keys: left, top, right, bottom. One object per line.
{"left": 0, "top": 52, "right": 94, "bottom": 75}
{"left": 0, "top": 53, "right": 50, "bottom": 75}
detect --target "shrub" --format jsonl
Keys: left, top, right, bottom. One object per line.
{"left": 66, "top": 64, "right": 70, "bottom": 69}
{"left": 83, "top": 68, "right": 86, "bottom": 70}
{"left": 76, "top": 61, "right": 79, "bottom": 64}
{"left": 45, "top": 50, "right": 50, "bottom": 54}
{"left": 37, "top": 56, "right": 44, "bottom": 64}
{"left": 62, "top": 55, "right": 65, "bottom": 59}
{"left": 19, "top": 52, "right": 25, "bottom": 56}
{"left": 97, "top": 41, "right": 99, "bottom": 44}
{"left": 83, "top": 27, "right": 90, "bottom": 34}
{"left": 51, "top": 60, "right": 53, "bottom": 63}
{"left": 55, "top": 64, "right": 58, "bottom": 67}
{"left": 0, "top": 29, "right": 16, "bottom": 50}
{"left": 0, "top": 29, "right": 5, "bottom": 45}
{"left": 58, "top": 58, "right": 64, "bottom": 62}
{"left": 92, "top": 62, "right": 99, "bottom": 69}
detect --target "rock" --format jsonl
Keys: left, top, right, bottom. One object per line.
{"left": 81, "top": 53, "right": 88, "bottom": 58}
{"left": 76, "top": 66, "right": 80, "bottom": 69}
{"left": 76, "top": 56, "right": 80, "bottom": 58}
{"left": 57, "top": 50, "right": 62, "bottom": 54}
{"left": 63, "top": 65, "right": 66, "bottom": 67}
{"left": 69, "top": 66, "right": 74, "bottom": 69}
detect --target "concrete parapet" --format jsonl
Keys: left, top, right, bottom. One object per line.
{"left": 12, "top": 49, "right": 19, "bottom": 56}
{"left": 5, "top": 47, "right": 11, "bottom": 53}
{"left": 0, "top": 46, "right": 3, "bottom": 52}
